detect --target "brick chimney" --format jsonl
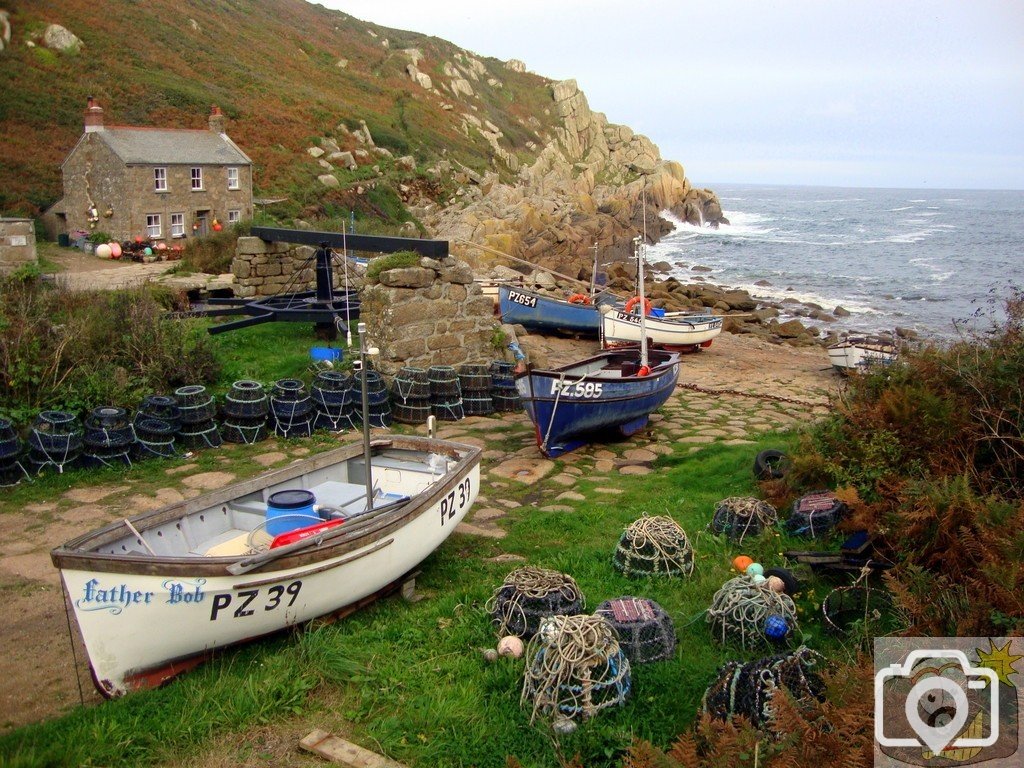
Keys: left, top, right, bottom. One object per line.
{"left": 208, "top": 105, "right": 226, "bottom": 134}
{"left": 84, "top": 96, "right": 104, "bottom": 132}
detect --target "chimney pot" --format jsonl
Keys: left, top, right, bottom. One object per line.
{"left": 84, "top": 96, "right": 104, "bottom": 133}
{"left": 208, "top": 105, "right": 226, "bottom": 134}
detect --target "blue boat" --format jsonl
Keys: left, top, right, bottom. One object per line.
{"left": 515, "top": 348, "right": 680, "bottom": 457}
{"left": 498, "top": 285, "right": 617, "bottom": 336}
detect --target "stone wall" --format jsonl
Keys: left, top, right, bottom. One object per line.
{"left": 0, "top": 218, "right": 37, "bottom": 274}
{"left": 361, "top": 257, "right": 498, "bottom": 375}
{"left": 232, "top": 236, "right": 316, "bottom": 297}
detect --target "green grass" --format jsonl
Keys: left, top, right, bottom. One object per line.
{"left": 0, "top": 423, "right": 860, "bottom": 767}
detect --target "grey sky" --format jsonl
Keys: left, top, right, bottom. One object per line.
{"left": 319, "top": 0, "right": 1023, "bottom": 190}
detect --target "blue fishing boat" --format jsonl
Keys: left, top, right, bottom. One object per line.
{"left": 498, "top": 285, "right": 617, "bottom": 336}
{"left": 515, "top": 348, "right": 680, "bottom": 457}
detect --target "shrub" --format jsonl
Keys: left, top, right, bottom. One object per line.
{"left": 365, "top": 250, "right": 420, "bottom": 282}
{"left": 0, "top": 277, "right": 221, "bottom": 422}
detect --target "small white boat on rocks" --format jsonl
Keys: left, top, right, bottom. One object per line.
{"left": 51, "top": 434, "right": 481, "bottom": 697}
{"left": 600, "top": 305, "right": 723, "bottom": 351}
{"left": 827, "top": 335, "right": 898, "bottom": 374}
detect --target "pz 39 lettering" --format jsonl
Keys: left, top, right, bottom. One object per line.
{"left": 210, "top": 580, "right": 302, "bottom": 621}
{"left": 440, "top": 476, "right": 472, "bottom": 526}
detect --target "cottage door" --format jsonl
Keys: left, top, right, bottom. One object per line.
{"left": 194, "top": 211, "right": 210, "bottom": 236}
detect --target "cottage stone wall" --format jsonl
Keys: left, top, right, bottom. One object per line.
{"left": 0, "top": 218, "right": 37, "bottom": 274}
{"left": 232, "top": 236, "right": 316, "bottom": 297}
{"left": 361, "top": 257, "right": 498, "bottom": 375}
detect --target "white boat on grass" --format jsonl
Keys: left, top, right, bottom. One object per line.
{"left": 601, "top": 305, "right": 723, "bottom": 351}
{"left": 827, "top": 336, "right": 898, "bottom": 374}
{"left": 51, "top": 434, "right": 481, "bottom": 697}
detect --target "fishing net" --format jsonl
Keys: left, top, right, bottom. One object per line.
{"left": 613, "top": 515, "right": 694, "bottom": 577}
{"left": 487, "top": 566, "right": 586, "bottom": 639}
{"left": 784, "top": 491, "right": 846, "bottom": 538}
{"left": 594, "top": 597, "right": 676, "bottom": 664}
{"left": 706, "top": 576, "right": 800, "bottom": 651}
{"left": 710, "top": 497, "right": 779, "bottom": 542}
{"left": 702, "top": 646, "right": 826, "bottom": 732}
{"left": 521, "top": 614, "right": 631, "bottom": 725}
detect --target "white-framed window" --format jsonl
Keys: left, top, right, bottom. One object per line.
{"left": 228, "top": 209, "right": 241, "bottom": 224}
{"left": 170, "top": 213, "right": 185, "bottom": 238}
{"left": 154, "top": 167, "right": 167, "bottom": 192}
{"left": 227, "top": 167, "right": 239, "bottom": 190}
{"left": 146, "top": 214, "right": 162, "bottom": 238}
{"left": 190, "top": 167, "right": 203, "bottom": 190}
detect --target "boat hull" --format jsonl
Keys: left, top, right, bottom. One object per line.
{"left": 601, "top": 309, "right": 723, "bottom": 350}
{"left": 827, "top": 340, "right": 897, "bottom": 374}
{"left": 51, "top": 436, "right": 480, "bottom": 696}
{"left": 515, "top": 350, "right": 680, "bottom": 457}
{"left": 499, "top": 285, "right": 605, "bottom": 336}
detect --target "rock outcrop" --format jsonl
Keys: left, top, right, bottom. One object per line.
{"left": 422, "top": 78, "right": 726, "bottom": 281}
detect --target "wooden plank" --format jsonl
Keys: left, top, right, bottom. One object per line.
{"left": 299, "top": 729, "right": 408, "bottom": 768}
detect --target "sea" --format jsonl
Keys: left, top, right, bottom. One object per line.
{"left": 648, "top": 185, "right": 1024, "bottom": 338}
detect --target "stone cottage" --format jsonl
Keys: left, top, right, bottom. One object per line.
{"left": 52, "top": 98, "right": 253, "bottom": 242}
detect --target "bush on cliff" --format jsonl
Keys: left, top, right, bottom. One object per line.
{"left": 0, "top": 275, "right": 220, "bottom": 422}
{"left": 786, "top": 287, "right": 1024, "bottom": 635}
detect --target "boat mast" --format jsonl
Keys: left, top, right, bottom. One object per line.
{"left": 358, "top": 322, "right": 374, "bottom": 511}
{"left": 589, "top": 241, "right": 599, "bottom": 299}
{"left": 639, "top": 190, "right": 649, "bottom": 369}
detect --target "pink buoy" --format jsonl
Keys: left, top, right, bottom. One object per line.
{"left": 109, "top": 242, "right": 122, "bottom": 258}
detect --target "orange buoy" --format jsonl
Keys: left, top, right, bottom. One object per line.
{"left": 567, "top": 293, "right": 592, "bottom": 305}
{"left": 732, "top": 555, "right": 754, "bottom": 572}
{"left": 624, "top": 295, "right": 653, "bottom": 316}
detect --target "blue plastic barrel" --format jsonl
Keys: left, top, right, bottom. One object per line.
{"left": 266, "top": 489, "right": 319, "bottom": 536}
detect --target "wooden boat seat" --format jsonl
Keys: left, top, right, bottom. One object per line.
{"left": 196, "top": 528, "right": 272, "bottom": 557}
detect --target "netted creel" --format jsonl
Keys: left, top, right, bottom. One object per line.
{"left": 710, "top": 496, "right": 779, "bottom": 542}
{"left": 706, "top": 575, "right": 800, "bottom": 651}
{"left": 520, "top": 613, "right": 631, "bottom": 725}
{"left": 702, "top": 646, "right": 826, "bottom": 732}
{"left": 613, "top": 515, "right": 695, "bottom": 577}
{"left": 486, "top": 566, "right": 585, "bottom": 639}
{"left": 594, "top": 596, "right": 676, "bottom": 664}
{"left": 784, "top": 490, "right": 846, "bottom": 538}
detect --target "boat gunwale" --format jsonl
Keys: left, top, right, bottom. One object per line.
{"left": 50, "top": 435, "right": 482, "bottom": 577}
{"left": 514, "top": 349, "right": 680, "bottom": 380}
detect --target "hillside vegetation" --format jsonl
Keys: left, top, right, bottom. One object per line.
{"left": 0, "top": 0, "right": 561, "bottom": 218}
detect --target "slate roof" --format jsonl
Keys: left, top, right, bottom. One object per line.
{"left": 94, "top": 127, "right": 252, "bottom": 165}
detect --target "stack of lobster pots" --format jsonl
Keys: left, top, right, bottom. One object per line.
{"left": 133, "top": 394, "right": 180, "bottom": 459}
{"left": 220, "top": 380, "right": 269, "bottom": 444}
{"left": 27, "top": 410, "right": 83, "bottom": 473}
{"left": 82, "top": 406, "right": 136, "bottom": 467}
{"left": 489, "top": 361, "right": 522, "bottom": 412}
{"left": 428, "top": 365, "right": 464, "bottom": 421}
{"left": 353, "top": 368, "right": 392, "bottom": 428}
{"left": 0, "top": 418, "right": 27, "bottom": 486}
{"left": 270, "top": 379, "right": 315, "bottom": 438}
{"left": 175, "top": 385, "right": 222, "bottom": 450}
{"left": 458, "top": 364, "right": 494, "bottom": 416}
{"left": 311, "top": 371, "right": 356, "bottom": 432}
{"left": 390, "top": 367, "right": 431, "bottom": 425}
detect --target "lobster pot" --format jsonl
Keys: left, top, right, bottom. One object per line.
{"left": 595, "top": 597, "right": 676, "bottom": 664}
{"left": 351, "top": 371, "right": 392, "bottom": 428}
{"left": 221, "top": 380, "right": 269, "bottom": 420}
{"left": 784, "top": 491, "right": 846, "bottom": 539}
{"left": 458, "top": 364, "right": 491, "bottom": 394}
{"left": 702, "top": 647, "right": 825, "bottom": 729}
{"left": 0, "top": 419, "right": 28, "bottom": 487}
{"left": 0, "top": 458, "right": 29, "bottom": 487}
{"left": 431, "top": 398, "right": 465, "bottom": 421}
{"left": 82, "top": 407, "right": 136, "bottom": 467}
{"left": 391, "top": 401, "right": 432, "bottom": 425}
{"left": 27, "top": 410, "right": 83, "bottom": 473}
{"left": 135, "top": 394, "right": 181, "bottom": 431}
{"left": 710, "top": 497, "right": 779, "bottom": 543}
{"left": 487, "top": 567, "right": 586, "bottom": 640}
{"left": 177, "top": 419, "right": 222, "bottom": 450}
{"left": 221, "top": 416, "right": 268, "bottom": 445}
{"left": 270, "top": 379, "right": 315, "bottom": 438}
{"left": 489, "top": 360, "right": 515, "bottom": 389}
{"left": 612, "top": 516, "right": 695, "bottom": 578}
{"left": 462, "top": 393, "right": 494, "bottom": 416}
{"left": 706, "top": 576, "right": 799, "bottom": 651}
{"left": 491, "top": 390, "right": 522, "bottom": 412}
{"left": 522, "top": 614, "right": 631, "bottom": 724}
{"left": 174, "top": 385, "right": 217, "bottom": 425}
{"left": 428, "top": 366, "right": 461, "bottom": 399}
{"left": 312, "top": 372, "right": 356, "bottom": 432}
{"left": 134, "top": 418, "right": 177, "bottom": 459}
{"left": 391, "top": 367, "right": 431, "bottom": 402}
